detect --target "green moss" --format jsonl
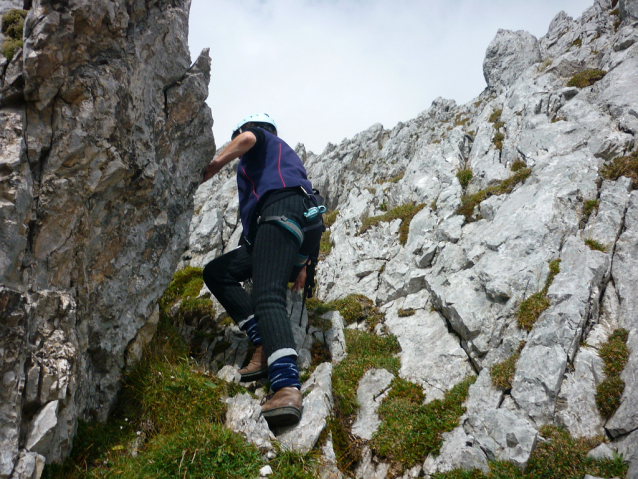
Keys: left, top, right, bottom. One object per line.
{"left": 454, "top": 114, "right": 470, "bottom": 128}
{"left": 359, "top": 202, "right": 425, "bottom": 245}
{"left": 456, "top": 169, "right": 473, "bottom": 189}
{"left": 596, "top": 329, "right": 629, "bottom": 418}
{"left": 490, "top": 341, "right": 526, "bottom": 390}
{"left": 583, "top": 198, "right": 600, "bottom": 218}
{"left": 370, "top": 376, "right": 476, "bottom": 468}
{"left": 584, "top": 238, "right": 607, "bottom": 252}
{"left": 397, "top": 308, "right": 415, "bottom": 317}
{"left": 567, "top": 69, "right": 607, "bottom": 88}
{"left": 601, "top": 151, "right": 638, "bottom": 189}
{"left": 570, "top": 38, "right": 582, "bottom": 48}
{"left": 492, "top": 131, "right": 505, "bottom": 150}
{"left": 433, "top": 426, "right": 627, "bottom": 479}
{"left": 457, "top": 168, "right": 532, "bottom": 221}
{"left": 330, "top": 330, "right": 401, "bottom": 472}
{"left": 1, "top": 9, "right": 26, "bottom": 61}
{"left": 516, "top": 259, "right": 560, "bottom": 332}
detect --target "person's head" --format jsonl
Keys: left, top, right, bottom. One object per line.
{"left": 232, "top": 113, "right": 278, "bottom": 140}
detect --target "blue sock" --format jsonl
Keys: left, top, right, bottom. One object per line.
{"left": 269, "top": 355, "right": 301, "bottom": 392}
{"left": 241, "top": 317, "right": 262, "bottom": 346}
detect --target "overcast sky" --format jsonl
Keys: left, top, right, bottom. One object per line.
{"left": 188, "top": 0, "right": 593, "bottom": 154}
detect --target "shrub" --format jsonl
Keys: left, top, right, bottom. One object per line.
{"left": 456, "top": 169, "right": 473, "bottom": 189}
{"left": 567, "top": 69, "right": 607, "bottom": 88}
{"left": 1, "top": 9, "right": 26, "bottom": 61}
{"left": 600, "top": 151, "right": 638, "bottom": 189}
{"left": 359, "top": 203, "right": 425, "bottom": 245}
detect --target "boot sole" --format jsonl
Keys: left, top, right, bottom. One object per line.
{"left": 262, "top": 406, "right": 301, "bottom": 427}
{"left": 239, "top": 367, "right": 269, "bottom": 382}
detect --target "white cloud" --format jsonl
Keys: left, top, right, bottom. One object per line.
{"left": 189, "top": 0, "right": 594, "bottom": 154}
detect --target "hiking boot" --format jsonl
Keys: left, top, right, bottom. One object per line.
{"left": 238, "top": 345, "right": 268, "bottom": 381}
{"left": 261, "top": 387, "right": 302, "bottom": 427}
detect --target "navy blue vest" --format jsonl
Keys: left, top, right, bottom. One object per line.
{"left": 237, "top": 129, "right": 313, "bottom": 239}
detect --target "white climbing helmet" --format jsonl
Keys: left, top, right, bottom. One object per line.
{"left": 232, "top": 113, "right": 277, "bottom": 139}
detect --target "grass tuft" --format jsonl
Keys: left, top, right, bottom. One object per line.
{"left": 306, "top": 293, "right": 384, "bottom": 328}
{"left": 457, "top": 168, "right": 532, "bottom": 221}
{"left": 600, "top": 151, "right": 638, "bottom": 189}
{"left": 596, "top": 329, "right": 629, "bottom": 418}
{"left": 397, "top": 308, "right": 416, "bottom": 317}
{"left": 490, "top": 341, "right": 526, "bottom": 390}
{"left": 456, "top": 169, "right": 473, "bottom": 189}
{"left": 516, "top": 259, "right": 560, "bottom": 332}
{"left": 319, "top": 210, "right": 339, "bottom": 257}
{"left": 583, "top": 198, "right": 599, "bottom": 218}
{"left": 510, "top": 160, "right": 527, "bottom": 172}
{"left": 370, "top": 376, "right": 476, "bottom": 468}
{"left": 567, "top": 69, "right": 607, "bottom": 88}
{"left": 359, "top": 203, "right": 425, "bottom": 245}
{"left": 584, "top": 238, "right": 607, "bottom": 252}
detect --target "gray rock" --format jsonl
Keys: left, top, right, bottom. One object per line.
{"left": 555, "top": 347, "right": 605, "bottom": 438}
{"left": 8, "top": 452, "right": 44, "bottom": 479}
{"left": 319, "top": 433, "right": 344, "bottom": 479}
{"left": 224, "top": 393, "right": 275, "bottom": 452}
{"left": 355, "top": 446, "right": 390, "bottom": 479}
{"left": 587, "top": 442, "right": 616, "bottom": 460}
{"left": 614, "top": 428, "right": 638, "bottom": 479}
{"left": 464, "top": 409, "right": 538, "bottom": 468}
{"left": 620, "top": 0, "right": 638, "bottom": 21}
{"left": 324, "top": 311, "right": 347, "bottom": 364}
{"left": 483, "top": 29, "right": 541, "bottom": 88}
{"left": 351, "top": 368, "right": 394, "bottom": 440}
{"left": 276, "top": 363, "right": 333, "bottom": 452}
{"left": 385, "top": 292, "right": 474, "bottom": 402}
{"left": 25, "top": 401, "right": 59, "bottom": 455}
{"left": 217, "top": 365, "right": 241, "bottom": 383}
{"left": 422, "top": 427, "right": 489, "bottom": 475}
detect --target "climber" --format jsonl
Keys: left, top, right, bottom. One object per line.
{"left": 201, "top": 113, "right": 324, "bottom": 428}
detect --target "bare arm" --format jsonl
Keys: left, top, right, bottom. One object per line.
{"left": 202, "top": 131, "right": 257, "bottom": 183}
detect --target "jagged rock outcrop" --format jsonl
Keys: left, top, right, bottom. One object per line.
{"left": 0, "top": 0, "right": 214, "bottom": 477}
{"left": 187, "top": 0, "right": 638, "bottom": 476}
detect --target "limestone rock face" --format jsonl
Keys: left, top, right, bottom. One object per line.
{"left": 186, "top": 0, "right": 638, "bottom": 475}
{"left": 0, "top": 0, "right": 214, "bottom": 477}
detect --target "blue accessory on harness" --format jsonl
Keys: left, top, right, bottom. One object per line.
{"left": 258, "top": 215, "right": 305, "bottom": 246}
{"left": 304, "top": 205, "right": 327, "bottom": 219}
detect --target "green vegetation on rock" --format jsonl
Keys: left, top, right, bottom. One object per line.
{"left": 158, "top": 266, "right": 215, "bottom": 326}
{"left": 397, "top": 308, "right": 415, "bottom": 317}
{"left": 1, "top": 9, "right": 26, "bottom": 62}
{"left": 596, "top": 329, "right": 629, "bottom": 418}
{"left": 457, "top": 168, "right": 532, "bottom": 221}
{"left": 490, "top": 341, "right": 526, "bottom": 390}
{"left": 601, "top": 150, "right": 638, "bottom": 189}
{"left": 583, "top": 198, "right": 600, "bottom": 219}
{"left": 584, "top": 238, "right": 607, "bottom": 252}
{"left": 371, "top": 376, "right": 476, "bottom": 469}
{"left": 307, "top": 293, "right": 384, "bottom": 328}
{"left": 517, "top": 259, "right": 560, "bottom": 332}
{"left": 319, "top": 210, "right": 339, "bottom": 257}
{"left": 359, "top": 202, "right": 425, "bottom": 245}
{"left": 330, "top": 330, "right": 401, "bottom": 472}
{"left": 510, "top": 160, "right": 527, "bottom": 172}
{"left": 456, "top": 169, "right": 473, "bottom": 189}
{"left": 567, "top": 69, "right": 607, "bottom": 88}
{"left": 43, "top": 274, "right": 319, "bottom": 479}
{"left": 433, "top": 426, "right": 627, "bottom": 479}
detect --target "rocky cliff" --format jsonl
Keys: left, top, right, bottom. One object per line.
{"left": 187, "top": 0, "right": 638, "bottom": 477}
{"left": 0, "top": 0, "right": 214, "bottom": 477}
